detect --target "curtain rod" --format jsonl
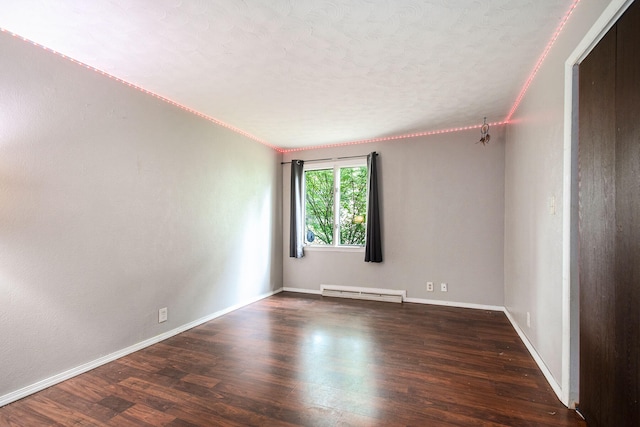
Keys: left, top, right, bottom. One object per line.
{"left": 280, "top": 152, "right": 377, "bottom": 165}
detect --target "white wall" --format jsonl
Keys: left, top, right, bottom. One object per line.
{"left": 0, "top": 31, "right": 282, "bottom": 399}
{"left": 282, "top": 127, "right": 505, "bottom": 307}
{"left": 504, "top": 0, "right": 621, "bottom": 400}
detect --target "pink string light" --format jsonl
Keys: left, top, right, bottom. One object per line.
{"left": 283, "top": 0, "right": 581, "bottom": 152}
{"left": 504, "top": 0, "right": 582, "bottom": 122}
{"left": 280, "top": 121, "right": 507, "bottom": 153}
{"left": 0, "top": 27, "right": 279, "bottom": 151}
{"left": 3, "top": 0, "right": 580, "bottom": 153}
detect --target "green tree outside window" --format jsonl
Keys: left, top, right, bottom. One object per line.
{"left": 305, "top": 165, "right": 367, "bottom": 246}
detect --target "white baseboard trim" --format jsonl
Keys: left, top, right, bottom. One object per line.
{"left": 3, "top": 289, "right": 565, "bottom": 409}
{"left": 403, "top": 297, "right": 503, "bottom": 312}
{"left": 503, "top": 308, "right": 563, "bottom": 402}
{"left": 0, "top": 288, "right": 281, "bottom": 408}
{"left": 282, "top": 289, "right": 502, "bottom": 312}
{"left": 282, "top": 287, "right": 322, "bottom": 295}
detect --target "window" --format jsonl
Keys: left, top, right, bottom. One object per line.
{"left": 304, "top": 159, "right": 368, "bottom": 247}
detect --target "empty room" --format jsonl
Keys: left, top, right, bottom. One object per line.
{"left": 0, "top": 0, "right": 638, "bottom": 426}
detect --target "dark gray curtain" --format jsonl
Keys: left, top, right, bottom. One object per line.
{"left": 365, "top": 152, "right": 382, "bottom": 262}
{"left": 289, "top": 160, "right": 305, "bottom": 258}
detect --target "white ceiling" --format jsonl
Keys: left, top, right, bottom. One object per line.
{"left": 0, "top": 0, "right": 572, "bottom": 150}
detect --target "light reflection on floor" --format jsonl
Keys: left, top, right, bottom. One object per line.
{"left": 297, "top": 319, "right": 378, "bottom": 419}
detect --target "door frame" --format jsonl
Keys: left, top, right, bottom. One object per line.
{"left": 562, "top": 0, "right": 634, "bottom": 408}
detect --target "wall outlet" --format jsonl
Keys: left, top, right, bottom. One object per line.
{"left": 159, "top": 307, "right": 168, "bottom": 323}
{"left": 440, "top": 283, "right": 448, "bottom": 292}
{"left": 427, "top": 282, "right": 434, "bottom": 292}
{"left": 526, "top": 311, "right": 531, "bottom": 328}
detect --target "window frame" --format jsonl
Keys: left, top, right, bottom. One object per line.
{"left": 303, "top": 158, "right": 368, "bottom": 250}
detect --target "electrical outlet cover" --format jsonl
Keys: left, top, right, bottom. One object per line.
{"left": 159, "top": 307, "right": 168, "bottom": 323}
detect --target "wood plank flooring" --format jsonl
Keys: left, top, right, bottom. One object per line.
{"left": 0, "top": 292, "right": 586, "bottom": 426}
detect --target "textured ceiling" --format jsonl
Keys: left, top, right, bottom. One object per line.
{"left": 0, "top": 0, "right": 573, "bottom": 150}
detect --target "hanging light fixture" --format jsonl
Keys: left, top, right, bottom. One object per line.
{"left": 477, "top": 117, "right": 490, "bottom": 145}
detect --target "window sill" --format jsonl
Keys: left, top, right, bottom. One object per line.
{"left": 304, "top": 245, "right": 365, "bottom": 253}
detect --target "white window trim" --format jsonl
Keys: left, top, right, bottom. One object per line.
{"left": 304, "top": 158, "right": 367, "bottom": 250}
{"left": 304, "top": 245, "right": 365, "bottom": 253}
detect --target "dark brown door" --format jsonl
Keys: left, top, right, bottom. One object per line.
{"left": 578, "top": 2, "right": 640, "bottom": 426}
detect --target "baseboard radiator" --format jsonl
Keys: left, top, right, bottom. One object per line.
{"left": 320, "top": 285, "right": 406, "bottom": 303}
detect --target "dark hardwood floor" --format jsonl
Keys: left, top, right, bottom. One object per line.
{"left": 0, "top": 292, "right": 586, "bottom": 426}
